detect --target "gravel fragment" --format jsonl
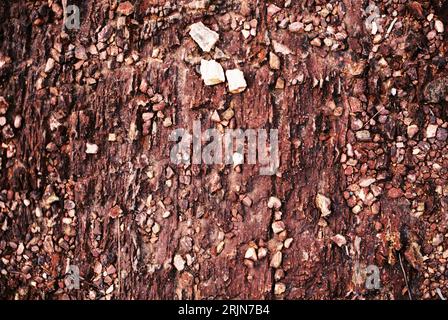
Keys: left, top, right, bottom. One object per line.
{"left": 288, "top": 22, "right": 303, "bottom": 32}
{"left": 152, "top": 222, "right": 160, "bottom": 234}
{"left": 117, "top": 1, "right": 134, "bottom": 16}
{"left": 359, "top": 178, "right": 376, "bottom": 188}
{"left": 272, "top": 40, "right": 292, "bottom": 55}
{"left": 189, "top": 22, "right": 219, "bottom": 52}
{"left": 284, "top": 238, "right": 293, "bottom": 249}
{"left": 269, "top": 52, "right": 281, "bottom": 70}
{"left": 272, "top": 221, "right": 285, "bottom": 234}
{"left": 435, "top": 20, "right": 444, "bottom": 33}
{"left": 355, "top": 130, "right": 371, "bottom": 141}
{"left": 85, "top": 143, "right": 98, "bottom": 154}
{"left": 407, "top": 124, "right": 419, "bottom": 139}
{"left": 225, "top": 69, "right": 247, "bottom": 93}
{"left": 270, "top": 251, "right": 282, "bottom": 268}
{"left": 310, "top": 38, "right": 322, "bottom": 47}
{"left": 432, "top": 234, "right": 444, "bottom": 246}
{"left": 267, "top": 4, "right": 281, "bottom": 17}
{"left": 174, "top": 254, "right": 186, "bottom": 271}
{"left": 44, "top": 58, "right": 55, "bottom": 73}
{"left": 216, "top": 241, "right": 225, "bottom": 254}
{"left": 75, "top": 46, "right": 87, "bottom": 60}
{"left": 436, "top": 128, "right": 448, "bottom": 141}
{"left": 268, "top": 196, "right": 282, "bottom": 209}
{"left": 387, "top": 188, "right": 403, "bottom": 199}
{"left": 331, "top": 234, "right": 347, "bottom": 247}
{"left": 17, "top": 243, "right": 24, "bottom": 255}
{"left": 200, "top": 59, "right": 225, "bottom": 85}
{"left": 315, "top": 194, "right": 331, "bottom": 217}
{"left": 245, "top": 246, "right": 258, "bottom": 261}
{"left": 13, "top": 115, "right": 22, "bottom": 129}
{"left": 426, "top": 124, "right": 438, "bottom": 138}
{"left": 274, "top": 282, "right": 286, "bottom": 295}
{"left": 257, "top": 247, "right": 267, "bottom": 260}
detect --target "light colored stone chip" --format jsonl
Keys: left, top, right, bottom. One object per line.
{"left": 86, "top": 143, "right": 98, "bottom": 154}
{"left": 200, "top": 59, "right": 225, "bottom": 85}
{"left": 407, "top": 124, "right": 419, "bottom": 138}
{"left": 284, "top": 238, "right": 293, "bottom": 249}
{"left": 270, "top": 251, "right": 282, "bottom": 268}
{"left": 226, "top": 69, "right": 247, "bottom": 93}
{"left": 435, "top": 20, "right": 444, "bottom": 33}
{"left": 331, "top": 234, "right": 347, "bottom": 247}
{"left": 257, "top": 247, "right": 268, "bottom": 260}
{"left": 359, "top": 178, "right": 376, "bottom": 188}
{"left": 272, "top": 40, "right": 292, "bottom": 55}
{"left": 173, "top": 254, "right": 186, "bottom": 271}
{"left": 268, "top": 196, "right": 281, "bottom": 209}
{"left": 272, "top": 221, "right": 285, "bottom": 234}
{"left": 189, "top": 22, "right": 219, "bottom": 52}
{"left": 426, "top": 124, "right": 438, "bottom": 138}
{"left": 245, "top": 247, "right": 258, "bottom": 261}
{"left": 315, "top": 193, "right": 331, "bottom": 217}
{"left": 274, "top": 282, "right": 286, "bottom": 295}
{"left": 269, "top": 52, "right": 280, "bottom": 70}
{"left": 216, "top": 241, "right": 225, "bottom": 254}
{"left": 45, "top": 58, "right": 55, "bottom": 73}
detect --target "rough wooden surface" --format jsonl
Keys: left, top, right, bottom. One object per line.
{"left": 0, "top": 0, "right": 447, "bottom": 300}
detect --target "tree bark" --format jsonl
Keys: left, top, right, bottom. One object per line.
{"left": 0, "top": 0, "right": 447, "bottom": 300}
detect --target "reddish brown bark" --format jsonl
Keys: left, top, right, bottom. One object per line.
{"left": 0, "top": 0, "right": 447, "bottom": 300}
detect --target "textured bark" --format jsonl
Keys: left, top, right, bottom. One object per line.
{"left": 0, "top": 0, "right": 447, "bottom": 300}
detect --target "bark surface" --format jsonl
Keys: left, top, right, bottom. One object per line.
{"left": 0, "top": 0, "right": 447, "bottom": 300}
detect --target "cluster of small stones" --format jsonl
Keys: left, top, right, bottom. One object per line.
{"left": 243, "top": 196, "right": 292, "bottom": 296}
{"left": 330, "top": 1, "right": 447, "bottom": 299}
{"left": 240, "top": 0, "right": 448, "bottom": 299}
{"left": 189, "top": 22, "right": 248, "bottom": 94}
{"left": 0, "top": 0, "right": 210, "bottom": 300}
{"left": 247, "top": 1, "right": 348, "bottom": 91}
{"left": 267, "top": 2, "right": 348, "bottom": 52}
